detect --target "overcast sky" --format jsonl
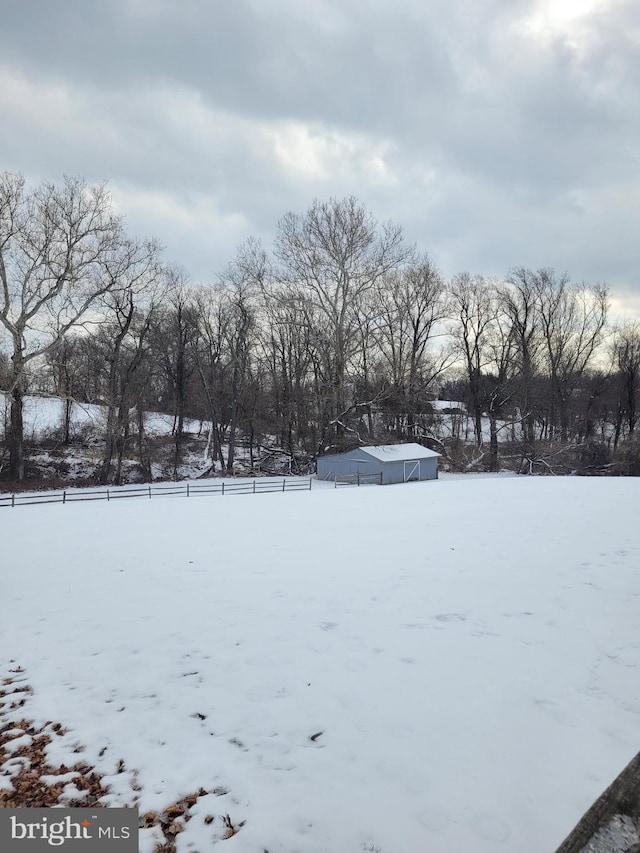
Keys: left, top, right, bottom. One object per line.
{"left": 1, "top": 0, "right": 638, "bottom": 317}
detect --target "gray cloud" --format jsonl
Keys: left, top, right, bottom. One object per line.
{"left": 0, "top": 0, "right": 638, "bottom": 311}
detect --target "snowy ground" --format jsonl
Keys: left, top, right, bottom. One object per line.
{"left": 2, "top": 475, "right": 640, "bottom": 852}
{"left": 1, "top": 391, "right": 513, "bottom": 447}
{"left": 0, "top": 392, "right": 205, "bottom": 441}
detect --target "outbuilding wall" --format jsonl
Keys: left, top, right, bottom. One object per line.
{"left": 421, "top": 456, "right": 438, "bottom": 480}
{"left": 316, "top": 450, "right": 439, "bottom": 483}
{"left": 316, "top": 452, "right": 374, "bottom": 481}
{"left": 379, "top": 456, "right": 438, "bottom": 484}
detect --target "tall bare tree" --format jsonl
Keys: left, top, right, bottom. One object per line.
{"left": 274, "top": 196, "right": 409, "bottom": 448}
{"left": 220, "top": 242, "right": 263, "bottom": 474}
{"left": 97, "top": 241, "right": 164, "bottom": 484}
{"left": 611, "top": 323, "right": 640, "bottom": 447}
{"left": 192, "top": 285, "right": 229, "bottom": 472}
{"left": 0, "top": 172, "right": 124, "bottom": 479}
{"left": 257, "top": 283, "right": 318, "bottom": 456}
{"left": 449, "top": 274, "right": 498, "bottom": 446}
{"left": 534, "top": 270, "right": 608, "bottom": 441}
{"left": 377, "top": 254, "right": 452, "bottom": 437}
{"left": 482, "top": 305, "right": 517, "bottom": 470}
{"left": 502, "top": 268, "right": 543, "bottom": 448}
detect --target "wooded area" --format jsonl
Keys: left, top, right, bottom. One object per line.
{"left": 2, "top": 173, "right": 639, "bottom": 484}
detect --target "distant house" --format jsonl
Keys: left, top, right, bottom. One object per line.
{"left": 431, "top": 400, "right": 467, "bottom": 415}
{"left": 316, "top": 443, "right": 440, "bottom": 485}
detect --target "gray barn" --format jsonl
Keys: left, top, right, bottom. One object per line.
{"left": 316, "top": 443, "right": 440, "bottom": 485}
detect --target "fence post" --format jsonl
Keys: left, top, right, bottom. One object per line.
{"left": 63, "top": 490, "right": 66, "bottom": 505}
{"left": 149, "top": 486, "right": 152, "bottom": 499}
{"left": 107, "top": 489, "right": 110, "bottom": 502}
{"left": 187, "top": 483, "right": 190, "bottom": 497}
{"left": 309, "top": 477, "right": 312, "bottom": 490}
{"left": 253, "top": 481, "right": 256, "bottom": 494}
{"left": 282, "top": 479, "right": 286, "bottom": 492}
{"left": 222, "top": 482, "right": 225, "bottom": 496}
{"left": 357, "top": 472, "right": 360, "bottom": 486}
{"left": 12, "top": 494, "right": 15, "bottom": 508}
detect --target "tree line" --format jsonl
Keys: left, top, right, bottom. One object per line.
{"left": 1, "top": 172, "right": 639, "bottom": 483}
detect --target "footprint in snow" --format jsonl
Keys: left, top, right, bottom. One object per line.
{"left": 533, "top": 698, "right": 578, "bottom": 727}
{"left": 418, "top": 808, "right": 452, "bottom": 832}
{"left": 602, "top": 647, "right": 637, "bottom": 667}
{"left": 470, "top": 813, "right": 511, "bottom": 842}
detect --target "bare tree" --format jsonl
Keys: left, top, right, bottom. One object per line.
{"left": 46, "top": 336, "right": 80, "bottom": 445}
{"left": 257, "top": 282, "right": 318, "bottom": 457}
{"left": 192, "top": 285, "right": 229, "bottom": 472}
{"left": 220, "top": 242, "right": 263, "bottom": 474}
{"left": 501, "top": 268, "right": 544, "bottom": 448}
{"left": 534, "top": 270, "right": 608, "bottom": 441}
{"left": 0, "top": 172, "right": 125, "bottom": 480}
{"left": 449, "top": 274, "right": 498, "bottom": 446}
{"left": 274, "top": 196, "right": 409, "bottom": 448}
{"left": 377, "top": 254, "right": 452, "bottom": 437}
{"left": 146, "top": 271, "right": 200, "bottom": 479}
{"left": 167, "top": 277, "right": 198, "bottom": 479}
{"left": 97, "top": 241, "right": 165, "bottom": 484}
{"left": 611, "top": 323, "right": 640, "bottom": 447}
{"left": 482, "top": 306, "right": 518, "bottom": 470}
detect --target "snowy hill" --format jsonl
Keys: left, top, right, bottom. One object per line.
{"left": 0, "top": 392, "right": 205, "bottom": 442}
{"left": 0, "top": 391, "right": 218, "bottom": 482}
{"left": 2, "top": 475, "right": 639, "bottom": 852}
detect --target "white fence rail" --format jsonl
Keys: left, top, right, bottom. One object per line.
{"left": 0, "top": 477, "right": 313, "bottom": 508}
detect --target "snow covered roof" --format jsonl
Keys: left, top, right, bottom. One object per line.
{"left": 358, "top": 443, "right": 440, "bottom": 462}
{"left": 430, "top": 400, "right": 466, "bottom": 412}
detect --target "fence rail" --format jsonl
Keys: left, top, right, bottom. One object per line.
{"left": 331, "top": 472, "right": 383, "bottom": 487}
{"left": 0, "top": 477, "right": 313, "bottom": 508}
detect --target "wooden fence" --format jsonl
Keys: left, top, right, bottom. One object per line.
{"left": 332, "top": 472, "right": 383, "bottom": 487}
{"left": 0, "top": 477, "right": 313, "bottom": 508}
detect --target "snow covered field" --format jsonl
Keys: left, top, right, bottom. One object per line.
{"left": 2, "top": 475, "right": 640, "bottom": 852}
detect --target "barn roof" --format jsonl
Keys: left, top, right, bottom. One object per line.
{"left": 317, "top": 443, "right": 440, "bottom": 463}
{"left": 358, "top": 443, "right": 440, "bottom": 462}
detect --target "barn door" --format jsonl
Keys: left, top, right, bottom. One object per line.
{"left": 404, "top": 460, "right": 420, "bottom": 482}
